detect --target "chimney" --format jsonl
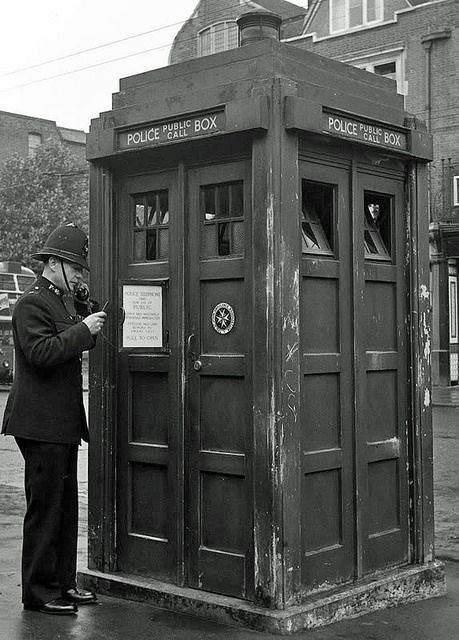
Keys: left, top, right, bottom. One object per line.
{"left": 237, "top": 11, "right": 282, "bottom": 47}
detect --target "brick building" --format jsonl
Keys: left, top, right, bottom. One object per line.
{"left": 0, "top": 110, "right": 86, "bottom": 165}
{"left": 170, "top": 0, "right": 458, "bottom": 385}
{"left": 169, "top": 0, "right": 308, "bottom": 64}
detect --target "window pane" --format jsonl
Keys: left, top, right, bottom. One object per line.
{"left": 227, "top": 23, "right": 238, "bottom": 49}
{"left": 134, "top": 231, "right": 145, "bottom": 261}
{"left": 146, "top": 229, "right": 157, "bottom": 260}
{"left": 331, "top": 0, "right": 346, "bottom": 31}
{"left": 201, "top": 181, "right": 245, "bottom": 257}
{"left": 366, "top": 0, "right": 381, "bottom": 21}
{"left": 135, "top": 201, "right": 145, "bottom": 227}
{"left": 301, "top": 180, "right": 334, "bottom": 255}
{"left": 17, "top": 276, "right": 35, "bottom": 291}
{"left": 218, "top": 184, "right": 230, "bottom": 218}
{"left": 201, "top": 225, "right": 216, "bottom": 257}
{"left": 232, "top": 221, "right": 244, "bottom": 254}
{"left": 146, "top": 193, "right": 157, "bottom": 226}
{"left": 364, "top": 191, "right": 392, "bottom": 260}
{"left": 374, "top": 61, "right": 396, "bottom": 81}
{"left": 349, "top": 0, "right": 363, "bottom": 27}
{"left": 203, "top": 186, "right": 216, "bottom": 220}
{"left": 158, "top": 229, "right": 169, "bottom": 259}
{"left": 200, "top": 28, "right": 211, "bottom": 56}
{"left": 230, "top": 182, "right": 243, "bottom": 216}
{"left": 0, "top": 275, "right": 15, "bottom": 291}
{"left": 214, "top": 22, "right": 226, "bottom": 53}
{"left": 159, "top": 191, "right": 169, "bottom": 224}
{"left": 218, "top": 222, "right": 230, "bottom": 256}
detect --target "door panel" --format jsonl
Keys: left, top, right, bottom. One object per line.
{"left": 187, "top": 162, "right": 252, "bottom": 599}
{"left": 117, "top": 171, "right": 182, "bottom": 582}
{"left": 300, "top": 160, "right": 355, "bottom": 590}
{"left": 359, "top": 171, "right": 408, "bottom": 572}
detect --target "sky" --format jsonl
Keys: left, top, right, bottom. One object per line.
{"left": 0, "top": 1, "right": 201, "bottom": 132}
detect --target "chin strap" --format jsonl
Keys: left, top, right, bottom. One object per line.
{"left": 60, "top": 259, "right": 72, "bottom": 294}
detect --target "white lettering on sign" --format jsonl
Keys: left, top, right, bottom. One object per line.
{"left": 122, "top": 284, "right": 163, "bottom": 348}
{"left": 324, "top": 113, "right": 406, "bottom": 150}
{"left": 119, "top": 112, "right": 224, "bottom": 149}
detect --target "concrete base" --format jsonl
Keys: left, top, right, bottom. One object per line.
{"left": 79, "top": 561, "right": 445, "bottom": 634}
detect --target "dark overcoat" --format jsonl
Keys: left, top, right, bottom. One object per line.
{"left": 1, "top": 276, "right": 95, "bottom": 444}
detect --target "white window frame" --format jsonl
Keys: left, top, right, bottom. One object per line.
{"left": 453, "top": 176, "right": 459, "bottom": 207}
{"left": 330, "top": 0, "right": 384, "bottom": 34}
{"left": 197, "top": 21, "right": 238, "bottom": 57}
{"left": 341, "top": 48, "right": 406, "bottom": 96}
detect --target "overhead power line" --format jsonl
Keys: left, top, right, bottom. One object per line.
{"left": 0, "top": 23, "right": 185, "bottom": 79}
{"left": 0, "top": 0, "right": 251, "bottom": 80}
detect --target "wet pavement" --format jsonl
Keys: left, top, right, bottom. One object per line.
{"left": 0, "top": 388, "right": 458, "bottom": 639}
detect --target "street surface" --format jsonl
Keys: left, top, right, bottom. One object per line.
{"left": 432, "top": 406, "right": 459, "bottom": 558}
{"left": 0, "top": 391, "right": 458, "bottom": 640}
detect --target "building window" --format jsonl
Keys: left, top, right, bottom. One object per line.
{"left": 342, "top": 50, "right": 406, "bottom": 96}
{"left": 28, "top": 132, "right": 42, "bottom": 158}
{"left": 198, "top": 21, "right": 238, "bottom": 57}
{"left": 453, "top": 176, "right": 459, "bottom": 207}
{"left": 330, "top": 0, "right": 383, "bottom": 33}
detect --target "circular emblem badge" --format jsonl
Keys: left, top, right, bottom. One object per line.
{"left": 212, "top": 302, "right": 235, "bottom": 334}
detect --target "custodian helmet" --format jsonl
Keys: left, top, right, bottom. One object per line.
{"left": 31, "top": 223, "right": 89, "bottom": 271}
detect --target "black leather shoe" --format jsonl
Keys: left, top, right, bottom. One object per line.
{"left": 25, "top": 598, "right": 78, "bottom": 615}
{"left": 62, "top": 588, "right": 97, "bottom": 605}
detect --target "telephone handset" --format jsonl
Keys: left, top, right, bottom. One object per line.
{"left": 73, "top": 282, "right": 100, "bottom": 317}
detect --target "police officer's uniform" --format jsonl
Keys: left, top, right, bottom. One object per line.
{"left": 1, "top": 225, "right": 98, "bottom": 613}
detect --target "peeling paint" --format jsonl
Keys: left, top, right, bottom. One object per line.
{"left": 420, "top": 284, "right": 430, "bottom": 300}
{"left": 424, "top": 388, "right": 431, "bottom": 407}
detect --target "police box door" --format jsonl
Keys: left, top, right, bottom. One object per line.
{"left": 117, "top": 169, "right": 183, "bottom": 583}
{"left": 186, "top": 160, "right": 253, "bottom": 599}
{"left": 116, "top": 161, "right": 253, "bottom": 600}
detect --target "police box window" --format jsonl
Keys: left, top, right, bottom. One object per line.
{"left": 201, "top": 181, "right": 244, "bottom": 257}
{"left": 364, "top": 191, "right": 392, "bottom": 260}
{"left": 132, "top": 190, "right": 169, "bottom": 262}
{"left": 301, "top": 180, "right": 335, "bottom": 256}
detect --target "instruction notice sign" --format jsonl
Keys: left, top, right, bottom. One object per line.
{"left": 122, "top": 284, "right": 163, "bottom": 348}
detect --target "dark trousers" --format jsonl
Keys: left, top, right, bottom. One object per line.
{"left": 15, "top": 438, "right": 79, "bottom": 607}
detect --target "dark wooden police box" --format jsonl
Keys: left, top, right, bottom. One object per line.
{"left": 82, "top": 12, "right": 444, "bottom": 633}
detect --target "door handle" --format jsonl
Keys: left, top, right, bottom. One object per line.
{"left": 187, "top": 333, "right": 202, "bottom": 371}
{"left": 187, "top": 333, "right": 196, "bottom": 359}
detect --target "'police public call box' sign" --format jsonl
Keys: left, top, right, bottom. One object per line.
{"left": 118, "top": 111, "right": 225, "bottom": 150}
{"left": 323, "top": 112, "right": 407, "bottom": 151}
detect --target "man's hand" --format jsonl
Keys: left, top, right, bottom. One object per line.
{"left": 83, "top": 311, "right": 107, "bottom": 336}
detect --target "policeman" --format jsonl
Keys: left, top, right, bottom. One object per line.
{"left": 1, "top": 224, "right": 106, "bottom": 615}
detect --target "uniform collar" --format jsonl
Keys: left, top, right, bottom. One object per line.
{"left": 38, "top": 276, "right": 64, "bottom": 299}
